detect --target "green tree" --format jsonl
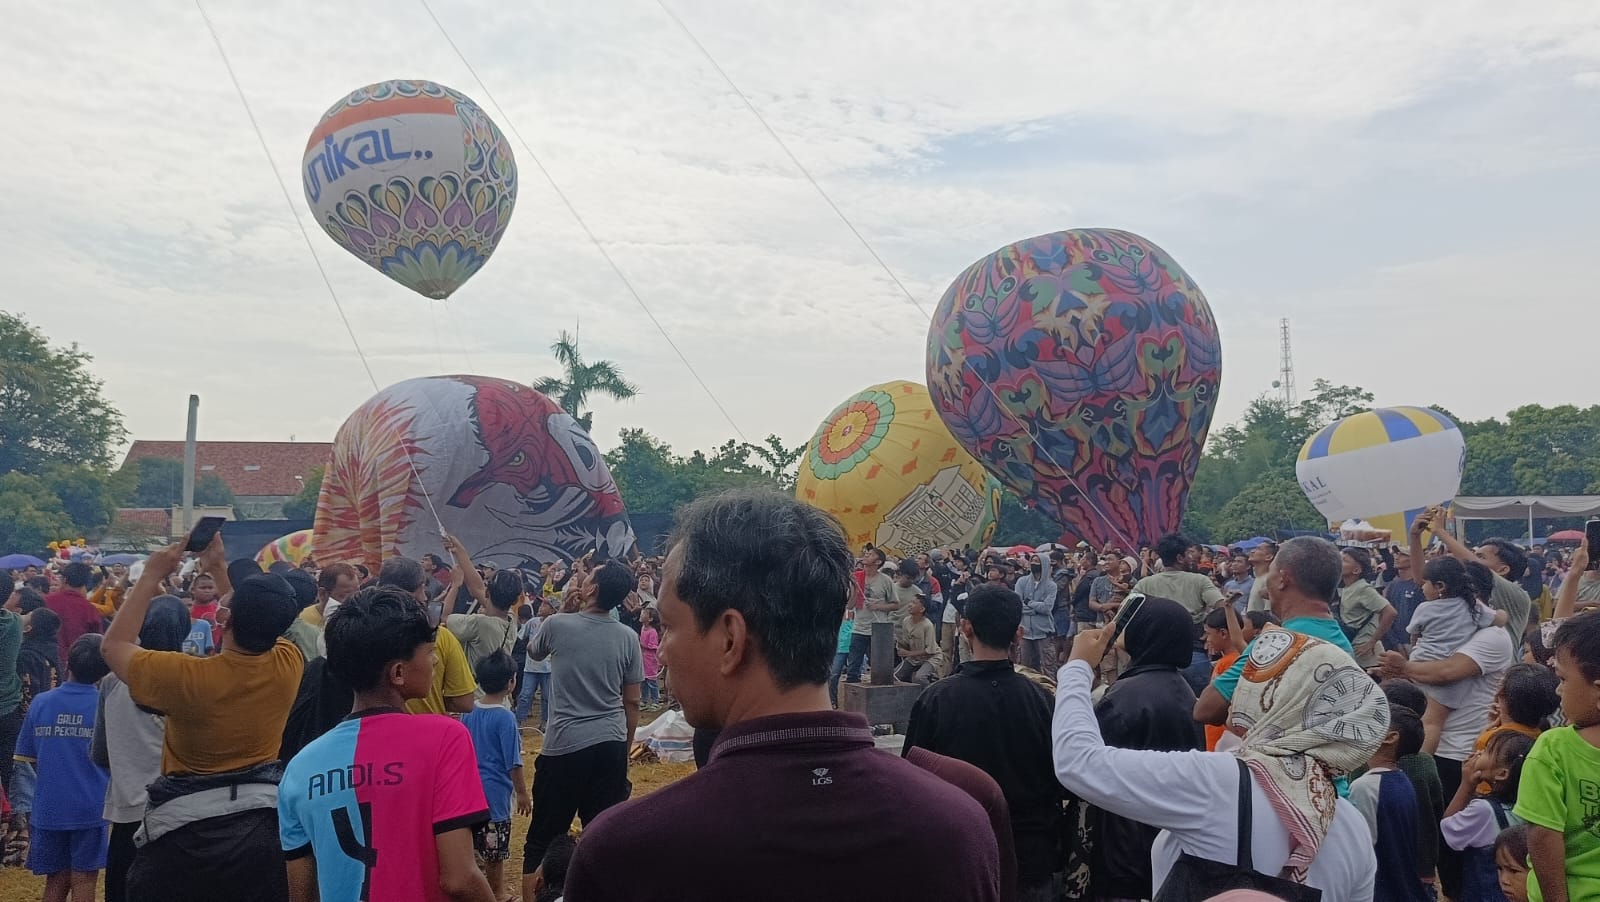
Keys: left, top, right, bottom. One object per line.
{"left": 991, "top": 492, "right": 1063, "bottom": 547}
{"left": 603, "top": 429, "right": 791, "bottom": 515}
{"left": 39, "top": 463, "right": 128, "bottom": 535}
{"left": 0, "top": 472, "right": 75, "bottom": 554}
{"left": 0, "top": 312, "right": 127, "bottom": 475}
{"left": 124, "top": 457, "right": 236, "bottom": 509}
{"left": 1208, "top": 472, "right": 1326, "bottom": 540}
{"left": 282, "top": 466, "right": 323, "bottom": 519}
{"left": 743, "top": 435, "right": 805, "bottom": 491}
{"left": 533, "top": 331, "right": 639, "bottom": 433}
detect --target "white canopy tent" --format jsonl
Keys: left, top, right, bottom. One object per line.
{"left": 1450, "top": 495, "right": 1600, "bottom": 539}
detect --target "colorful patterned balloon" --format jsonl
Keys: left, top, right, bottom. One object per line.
{"left": 256, "top": 529, "right": 314, "bottom": 568}
{"left": 312, "top": 376, "right": 634, "bottom": 570}
{"left": 302, "top": 80, "right": 517, "bottom": 300}
{"left": 926, "top": 229, "right": 1222, "bottom": 548}
{"left": 1297, "top": 406, "right": 1465, "bottom": 541}
{"left": 796, "top": 380, "right": 1001, "bottom": 557}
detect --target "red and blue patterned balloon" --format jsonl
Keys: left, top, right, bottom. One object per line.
{"left": 925, "top": 229, "right": 1222, "bottom": 548}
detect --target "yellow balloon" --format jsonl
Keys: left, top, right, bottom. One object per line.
{"left": 795, "top": 380, "right": 1001, "bottom": 558}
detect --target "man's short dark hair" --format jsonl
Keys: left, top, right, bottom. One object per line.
{"left": 1390, "top": 703, "right": 1424, "bottom": 758}
{"left": 1274, "top": 537, "right": 1342, "bottom": 604}
{"left": 591, "top": 561, "right": 636, "bottom": 611}
{"left": 1498, "top": 662, "right": 1559, "bottom": 728}
{"left": 225, "top": 559, "right": 261, "bottom": 589}
{"left": 474, "top": 650, "right": 518, "bottom": 695}
{"left": 318, "top": 563, "right": 357, "bottom": 593}
{"left": 1154, "top": 533, "right": 1194, "bottom": 568}
{"left": 1380, "top": 679, "right": 1427, "bottom": 718}
{"left": 487, "top": 570, "right": 524, "bottom": 612}
{"left": 1478, "top": 538, "right": 1528, "bottom": 581}
{"left": 378, "top": 557, "right": 426, "bottom": 594}
{"left": 282, "top": 570, "right": 319, "bottom": 612}
{"left": 62, "top": 562, "right": 92, "bottom": 590}
{"left": 962, "top": 584, "right": 1022, "bottom": 649}
{"left": 68, "top": 634, "right": 109, "bottom": 684}
{"left": 229, "top": 574, "right": 300, "bottom": 653}
{"left": 16, "top": 588, "right": 45, "bottom": 614}
{"left": 24, "top": 576, "right": 48, "bottom": 595}
{"left": 1244, "top": 610, "right": 1279, "bottom": 631}
{"left": 326, "top": 586, "right": 436, "bottom": 692}
{"left": 24, "top": 606, "right": 59, "bottom": 641}
{"left": 666, "top": 488, "right": 850, "bottom": 690}
{"left": 896, "top": 559, "right": 920, "bottom": 579}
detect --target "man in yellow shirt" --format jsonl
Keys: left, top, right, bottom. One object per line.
{"left": 377, "top": 557, "right": 476, "bottom": 715}
{"left": 298, "top": 562, "right": 358, "bottom": 628}
{"left": 101, "top": 535, "right": 303, "bottom": 902}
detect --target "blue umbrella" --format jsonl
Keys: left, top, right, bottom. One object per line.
{"left": 0, "top": 554, "right": 46, "bottom": 570}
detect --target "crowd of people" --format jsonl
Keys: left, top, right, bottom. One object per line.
{"left": 0, "top": 493, "right": 1597, "bottom": 902}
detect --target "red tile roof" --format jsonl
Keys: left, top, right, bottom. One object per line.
{"left": 111, "top": 508, "right": 171, "bottom": 532}
{"left": 121, "top": 441, "right": 333, "bottom": 497}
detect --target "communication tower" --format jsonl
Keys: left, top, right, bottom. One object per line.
{"left": 1276, "top": 318, "right": 1296, "bottom": 407}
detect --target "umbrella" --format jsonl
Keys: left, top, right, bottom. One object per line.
{"left": 1547, "top": 529, "right": 1584, "bottom": 543}
{"left": 0, "top": 554, "right": 46, "bottom": 570}
{"left": 1231, "top": 536, "right": 1274, "bottom": 550}
{"left": 1005, "top": 544, "right": 1036, "bottom": 556}
{"left": 1035, "top": 543, "right": 1068, "bottom": 553}
{"left": 99, "top": 553, "right": 145, "bottom": 566}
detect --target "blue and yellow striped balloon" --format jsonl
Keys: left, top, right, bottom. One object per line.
{"left": 1296, "top": 406, "right": 1465, "bottom": 540}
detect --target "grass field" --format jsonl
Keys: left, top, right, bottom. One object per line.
{"left": 0, "top": 724, "right": 696, "bottom": 902}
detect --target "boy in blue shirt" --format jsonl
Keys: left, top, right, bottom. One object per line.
{"left": 14, "top": 634, "right": 110, "bottom": 902}
{"left": 461, "top": 651, "right": 532, "bottom": 902}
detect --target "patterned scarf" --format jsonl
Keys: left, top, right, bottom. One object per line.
{"left": 1227, "top": 627, "right": 1389, "bottom": 881}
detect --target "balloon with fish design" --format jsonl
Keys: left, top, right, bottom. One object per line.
{"left": 302, "top": 79, "right": 517, "bottom": 299}
{"left": 926, "top": 228, "right": 1222, "bottom": 548}
{"left": 312, "top": 376, "right": 634, "bottom": 570}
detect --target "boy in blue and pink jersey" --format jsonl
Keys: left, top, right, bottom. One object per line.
{"left": 278, "top": 586, "right": 495, "bottom": 902}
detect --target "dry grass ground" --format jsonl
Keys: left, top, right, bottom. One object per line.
{"left": 0, "top": 720, "right": 695, "bottom": 902}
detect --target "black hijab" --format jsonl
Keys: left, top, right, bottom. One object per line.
{"left": 1118, "top": 596, "right": 1195, "bottom": 680}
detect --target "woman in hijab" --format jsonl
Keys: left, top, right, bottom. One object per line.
{"left": 93, "top": 595, "right": 188, "bottom": 902}
{"left": 1055, "top": 624, "right": 1387, "bottom": 900}
{"left": 1089, "top": 596, "right": 1206, "bottom": 900}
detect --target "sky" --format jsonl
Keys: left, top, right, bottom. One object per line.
{"left": 4, "top": 0, "right": 1599, "bottom": 464}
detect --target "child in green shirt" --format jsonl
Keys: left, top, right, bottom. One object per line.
{"left": 1515, "top": 614, "right": 1600, "bottom": 902}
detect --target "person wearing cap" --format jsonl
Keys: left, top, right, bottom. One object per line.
{"left": 279, "top": 570, "right": 322, "bottom": 662}
{"left": 101, "top": 534, "right": 304, "bottom": 902}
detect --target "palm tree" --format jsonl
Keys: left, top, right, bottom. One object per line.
{"left": 533, "top": 331, "right": 639, "bottom": 433}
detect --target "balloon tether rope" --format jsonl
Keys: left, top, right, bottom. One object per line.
{"left": 653, "top": 0, "right": 1140, "bottom": 551}
{"left": 419, "top": 0, "right": 748, "bottom": 443}
{"left": 194, "top": 0, "right": 447, "bottom": 534}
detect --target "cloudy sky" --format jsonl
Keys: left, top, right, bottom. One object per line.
{"left": 5, "top": 0, "right": 1598, "bottom": 463}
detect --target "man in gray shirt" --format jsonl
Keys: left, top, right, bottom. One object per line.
{"left": 521, "top": 560, "right": 643, "bottom": 899}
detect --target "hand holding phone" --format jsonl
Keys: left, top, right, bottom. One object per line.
{"left": 184, "top": 516, "right": 227, "bottom": 554}
{"left": 1585, "top": 519, "right": 1600, "bottom": 571}
{"left": 1105, "top": 591, "right": 1149, "bottom": 649}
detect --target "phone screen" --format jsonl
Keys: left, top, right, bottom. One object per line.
{"left": 184, "top": 516, "right": 227, "bottom": 553}
{"left": 1586, "top": 519, "right": 1600, "bottom": 570}
{"left": 1106, "top": 592, "right": 1148, "bottom": 647}
{"left": 425, "top": 600, "right": 445, "bottom": 629}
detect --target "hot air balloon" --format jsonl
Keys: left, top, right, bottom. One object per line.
{"left": 926, "top": 229, "right": 1222, "bottom": 549}
{"left": 311, "top": 375, "right": 634, "bottom": 570}
{"left": 1296, "top": 406, "right": 1465, "bottom": 543}
{"left": 256, "top": 529, "right": 314, "bottom": 568}
{"left": 795, "top": 380, "right": 1001, "bottom": 557}
{"left": 302, "top": 79, "right": 517, "bottom": 299}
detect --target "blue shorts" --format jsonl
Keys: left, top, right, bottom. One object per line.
{"left": 29, "top": 824, "right": 108, "bottom": 875}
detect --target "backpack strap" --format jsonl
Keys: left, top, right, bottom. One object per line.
{"left": 1491, "top": 798, "right": 1511, "bottom": 831}
{"left": 1236, "top": 759, "right": 1254, "bottom": 871}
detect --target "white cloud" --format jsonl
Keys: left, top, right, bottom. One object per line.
{"left": 2, "top": 0, "right": 1598, "bottom": 470}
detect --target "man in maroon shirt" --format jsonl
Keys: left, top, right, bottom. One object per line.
{"left": 43, "top": 562, "right": 103, "bottom": 661}
{"left": 563, "top": 489, "right": 1002, "bottom": 902}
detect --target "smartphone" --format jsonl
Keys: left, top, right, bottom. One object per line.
{"left": 425, "top": 600, "right": 445, "bottom": 629}
{"left": 1586, "top": 519, "right": 1600, "bottom": 570}
{"left": 184, "top": 516, "right": 227, "bottom": 553}
{"left": 1105, "top": 591, "right": 1149, "bottom": 648}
